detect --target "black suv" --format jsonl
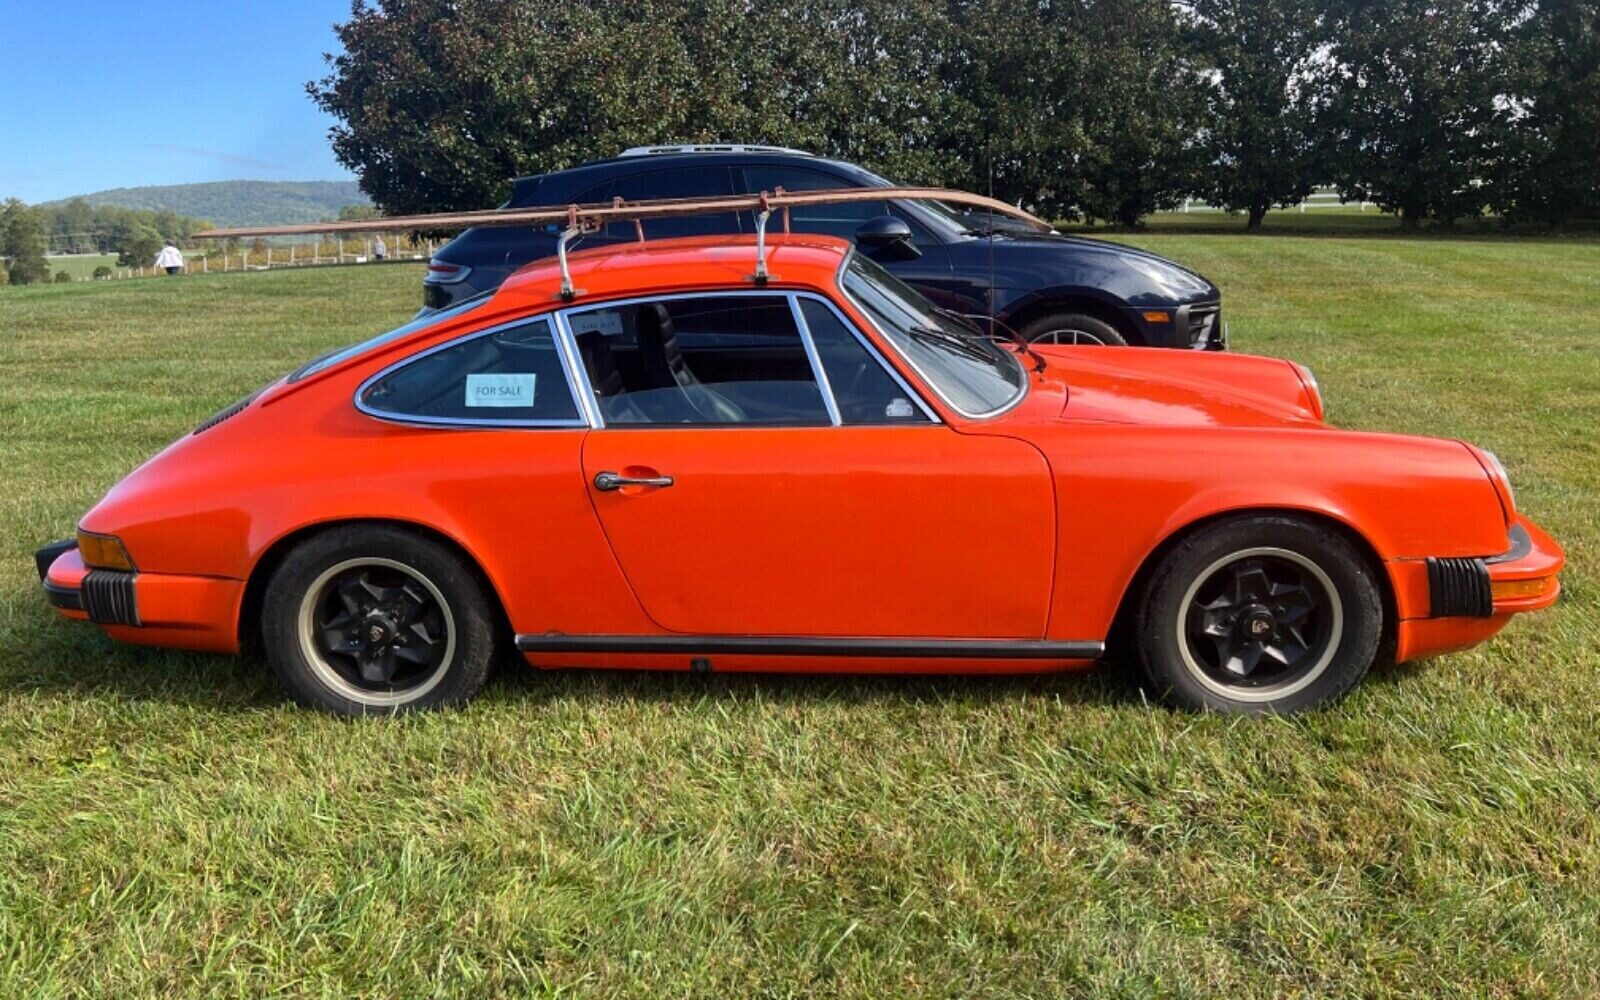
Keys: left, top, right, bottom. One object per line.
{"left": 422, "top": 145, "right": 1224, "bottom": 349}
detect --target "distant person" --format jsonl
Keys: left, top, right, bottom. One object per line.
{"left": 373, "top": 235, "right": 387, "bottom": 261}
{"left": 154, "top": 241, "right": 184, "bottom": 276}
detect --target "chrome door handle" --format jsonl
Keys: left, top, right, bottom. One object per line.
{"left": 594, "top": 471, "right": 674, "bottom": 491}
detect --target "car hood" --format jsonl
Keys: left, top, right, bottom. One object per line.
{"left": 1035, "top": 346, "right": 1321, "bottom": 428}
{"left": 968, "top": 230, "right": 1218, "bottom": 299}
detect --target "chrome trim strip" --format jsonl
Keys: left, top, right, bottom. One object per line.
{"left": 552, "top": 310, "right": 605, "bottom": 429}
{"left": 788, "top": 294, "right": 842, "bottom": 426}
{"left": 798, "top": 293, "right": 941, "bottom": 424}
{"left": 353, "top": 314, "right": 589, "bottom": 430}
{"left": 557, "top": 288, "right": 940, "bottom": 428}
{"left": 517, "top": 634, "right": 1105, "bottom": 659}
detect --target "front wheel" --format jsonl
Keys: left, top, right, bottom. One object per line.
{"left": 1132, "top": 516, "right": 1383, "bottom": 713}
{"left": 261, "top": 526, "right": 500, "bottom": 715}
{"left": 1019, "top": 312, "right": 1128, "bottom": 347}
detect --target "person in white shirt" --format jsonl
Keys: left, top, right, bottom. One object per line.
{"left": 154, "top": 241, "right": 184, "bottom": 275}
{"left": 373, "top": 235, "right": 387, "bottom": 261}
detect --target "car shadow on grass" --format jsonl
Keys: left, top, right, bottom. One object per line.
{"left": 2, "top": 607, "right": 1140, "bottom": 714}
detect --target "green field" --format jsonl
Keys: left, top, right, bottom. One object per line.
{"left": 38, "top": 253, "right": 119, "bottom": 280}
{"left": 1, "top": 233, "right": 1598, "bottom": 997}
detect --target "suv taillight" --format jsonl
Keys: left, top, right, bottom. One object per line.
{"left": 424, "top": 260, "right": 471, "bottom": 283}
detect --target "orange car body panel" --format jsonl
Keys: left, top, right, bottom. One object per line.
{"left": 44, "top": 235, "right": 1563, "bottom": 674}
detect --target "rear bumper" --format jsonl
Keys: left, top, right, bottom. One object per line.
{"left": 1393, "top": 515, "right": 1565, "bottom": 662}
{"left": 36, "top": 541, "right": 243, "bottom": 653}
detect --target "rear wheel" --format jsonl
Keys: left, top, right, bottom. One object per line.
{"left": 1133, "top": 516, "right": 1383, "bottom": 713}
{"left": 1019, "top": 311, "right": 1128, "bottom": 347}
{"left": 261, "top": 526, "right": 499, "bottom": 715}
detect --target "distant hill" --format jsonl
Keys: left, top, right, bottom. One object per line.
{"left": 45, "top": 180, "right": 371, "bottom": 227}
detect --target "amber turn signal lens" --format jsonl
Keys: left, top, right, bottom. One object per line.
{"left": 77, "top": 530, "right": 136, "bottom": 572}
{"left": 1142, "top": 311, "right": 1171, "bottom": 323}
{"left": 1491, "top": 577, "right": 1553, "bottom": 601}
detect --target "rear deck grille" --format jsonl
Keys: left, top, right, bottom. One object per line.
{"left": 193, "top": 391, "right": 260, "bottom": 435}
{"left": 82, "top": 570, "right": 140, "bottom": 626}
{"left": 1427, "top": 557, "right": 1492, "bottom": 618}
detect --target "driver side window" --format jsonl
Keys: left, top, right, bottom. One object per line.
{"left": 568, "top": 295, "right": 831, "bottom": 427}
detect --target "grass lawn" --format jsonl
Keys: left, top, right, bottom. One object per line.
{"left": 1, "top": 236, "right": 1597, "bottom": 997}
{"left": 39, "top": 254, "right": 119, "bottom": 281}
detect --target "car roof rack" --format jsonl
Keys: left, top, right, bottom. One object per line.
{"left": 618, "top": 143, "right": 814, "bottom": 157}
{"left": 193, "top": 186, "right": 1050, "bottom": 301}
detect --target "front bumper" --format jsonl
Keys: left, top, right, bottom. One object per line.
{"left": 1127, "top": 301, "right": 1226, "bottom": 350}
{"left": 1392, "top": 515, "right": 1565, "bottom": 662}
{"left": 36, "top": 540, "right": 243, "bottom": 653}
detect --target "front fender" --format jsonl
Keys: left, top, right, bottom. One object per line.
{"left": 1026, "top": 424, "right": 1508, "bottom": 640}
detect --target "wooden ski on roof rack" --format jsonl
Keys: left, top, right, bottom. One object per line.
{"left": 190, "top": 187, "right": 1051, "bottom": 239}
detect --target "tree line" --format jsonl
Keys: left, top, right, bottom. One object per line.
{"left": 0, "top": 198, "right": 213, "bottom": 285}
{"left": 311, "top": 0, "right": 1600, "bottom": 230}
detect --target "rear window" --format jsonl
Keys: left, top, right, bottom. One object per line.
{"left": 288, "top": 292, "right": 492, "bottom": 382}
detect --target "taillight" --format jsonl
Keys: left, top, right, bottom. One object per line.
{"left": 424, "top": 260, "right": 471, "bottom": 283}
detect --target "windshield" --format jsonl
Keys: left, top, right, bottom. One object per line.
{"left": 840, "top": 253, "right": 1025, "bottom": 417}
{"left": 288, "top": 292, "right": 494, "bottom": 382}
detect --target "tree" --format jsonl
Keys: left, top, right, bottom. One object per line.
{"left": 1320, "top": 0, "right": 1515, "bottom": 227}
{"left": 920, "top": 0, "right": 1202, "bottom": 224}
{"left": 1186, "top": 0, "right": 1329, "bottom": 228}
{"left": 1, "top": 200, "right": 50, "bottom": 285}
{"left": 113, "top": 220, "right": 163, "bottom": 269}
{"left": 1495, "top": 0, "right": 1600, "bottom": 225}
{"left": 337, "top": 203, "right": 383, "bottom": 221}
{"left": 310, "top": 0, "right": 955, "bottom": 214}
{"left": 310, "top": 0, "right": 1203, "bottom": 225}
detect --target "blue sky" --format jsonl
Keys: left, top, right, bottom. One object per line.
{"left": 2, "top": 1, "right": 356, "bottom": 203}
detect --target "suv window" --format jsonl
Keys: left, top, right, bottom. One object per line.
{"left": 798, "top": 299, "right": 931, "bottom": 424}
{"left": 743, "top": 166, "right": 896, "bottom": 241}
{"left": 568, "top": 295, "right": 830, "bottom": 426}
{"left": 581, "top": 167, "right": 740, "bottom": 240}
{"left": 359, "top": 317, "right": 583, "bottom": 425}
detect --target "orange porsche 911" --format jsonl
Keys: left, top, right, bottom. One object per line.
{"left": 36, "top": 235, "right": 1562, "bottom": 715}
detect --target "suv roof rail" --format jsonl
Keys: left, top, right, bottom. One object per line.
{"left": 618, "top": 144, "right": 815, "bottom": 158}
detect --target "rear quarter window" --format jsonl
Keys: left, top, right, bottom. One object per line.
{"left": 359, "top": 317, "right": 584, "bottom": 426}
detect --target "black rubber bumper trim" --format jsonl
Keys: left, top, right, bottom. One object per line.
{"left": 43, "top": 580, "right": 83, "bottom": 612}
{"left": 82, "top": 570, "right": 140, "bottom": 626}
{"left": 1426, "top": 556, "right": 1494, "bottom": 618}
{"left": 1486, "top": 523, "right": 1532, "bottom": 565}
{"left": 516, "top": 634, "right": 1106, "bottom": 659}
{"left": 35, "top": 539, "right": 76, "bottom": 582}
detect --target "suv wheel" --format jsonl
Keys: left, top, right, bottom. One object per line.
{"left": 1020, "top": 312, "right": 1128, "bottom": 347}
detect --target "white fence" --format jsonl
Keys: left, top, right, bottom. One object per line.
{"left": 46, "top": 237, "right": 441, "bottom": 283}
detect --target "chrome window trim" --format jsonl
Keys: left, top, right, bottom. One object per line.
{"left": 552, "top": 310, "right": 607, "bottom": 429}
{"left": 794, "top": 292, "right": 941, "bottom": 425}
{"left": 788, "top": 295, "right": 842, "bottom": 426}
{"left": 836, "top": 248, "right": 1028, "bottom": 421}
{"left": 353, "top": 314, "right": 589, "bottom": 430}
{"left": 558, "top": 288, "right": 940, "bottom": 429}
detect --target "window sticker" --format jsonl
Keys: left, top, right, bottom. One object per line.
{"left": 885, "top": 398, "right": 915, "bottom": 419}
{"left": 465, "top": 372, "right": 536, "bottom": 408}
{"left": 569, "top": 311, "right": 624, "bottom": 337}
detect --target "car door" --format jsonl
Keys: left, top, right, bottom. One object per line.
{"left": 563, "top": 290, "right": 1056, "bottom": 639}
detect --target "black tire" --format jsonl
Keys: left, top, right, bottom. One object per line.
{"left": 261, "top": 525, "right": 500, "bottom": 715}
{"left": 1132, "top": 516, "right": 1383, "bottom": 714}
{"left": 1019, "top": 312, "right": 1129, "bottom": 347}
